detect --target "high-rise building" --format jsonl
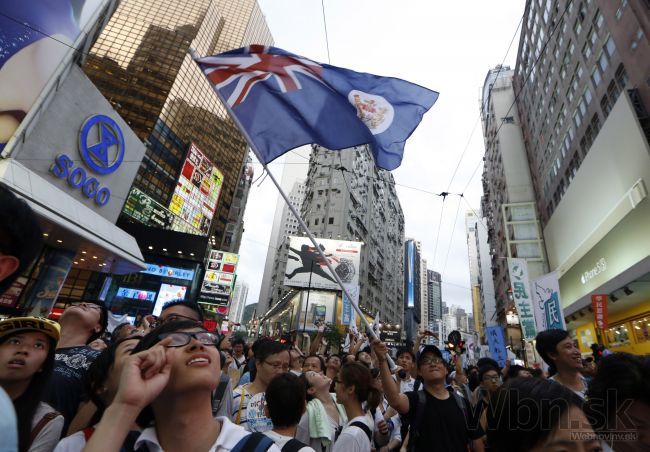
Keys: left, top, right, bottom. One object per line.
{"left": 84, "top": 0, "right": 273, "bottom": 252}
{"left": 420, "top": 258, "right": 429, "bottom": 330}
{"left": 229, "top": 281, "right": 249, "bottom": 324}
{"left": 480, "top": 65, "right": 548, "bottom": 327}
{"left": 511, "top": 0, "right": 650, "bottom": 356}
{"left": 426, "top": 269, "right": 442, "bottom": 327}
{"left": 404, "top": 238, "right": 422, "bottom": 343}
{"left": 465, "top": 210, "right": 483, "bottom": 333}
{"left": 297, "top": 145, "right": 405, "bottom": 325}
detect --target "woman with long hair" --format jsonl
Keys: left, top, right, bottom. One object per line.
{"left": 0, "top": 317, "right": 63, "bottom": 452}
{"left": 296, "top": 370, "right": 347, "bottom": 452}
{"left": 83, "top": 320, "right": 280, "bottom": 452}
{"left": 332, "top": 362, "right": 381, "bottom": 452}
{"left": 54, "top": 334, "right": 143, "bottom": 450}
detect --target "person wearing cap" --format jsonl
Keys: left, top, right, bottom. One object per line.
{"left": 43, "top": 300, "right": 108, "bottom": 433}
{"left": 372, "top": 340, "right": 484, "bottom": 452}
{"left": 0, "top": 316, "right": 64, "bottom": 451}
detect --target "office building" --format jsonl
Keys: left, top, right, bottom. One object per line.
{"left": 427, "top": 269, "right": 443, "bottom": 326}
{"left": 513, "top": 0, "right": 650, "bottom": 356}
{"left": 229, "top": 281, "right": 249, "bottom": 324}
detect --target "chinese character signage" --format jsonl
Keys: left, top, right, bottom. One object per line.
{"left": 123, "top": 187, "right": 175, "bottom": 230}
{"left": 591, "top": 294, "right": 608, "bottom": 330}
{"left": 169, "top": 143, "right": 224, "bottom": 236}
{"left": 507, "top": 258, "right": 537, "bottom": 340}
{"left": 486, "top": 326, "right": 508, "bottom": 368}
{"left": 116, "top": 287, "right": 157, "bottom": 302}
{"left": 199, "top": 249, "right": 239, "bottom": 304}
{"left": 532, "top": 272, "right": 566, "bottom": 331}
{"left": 341, "top": 285, "right": 359, "bottom": 326}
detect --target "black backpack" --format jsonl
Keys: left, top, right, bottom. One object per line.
{"left": 231, "top": 432, "right": 275, "bottom": 452}
{"left": 281, "top": 438, "right": 310, "bottom": 452}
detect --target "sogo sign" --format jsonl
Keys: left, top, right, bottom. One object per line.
{"left": 49, "top": 115, "right": 125, "bottom": 206}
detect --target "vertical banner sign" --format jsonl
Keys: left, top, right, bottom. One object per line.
{"left": 507, "top": 258, "right": 537, "bottom": 340}
{"left": 532, "top": 272, "right": 566, "bottom": 331}
{"left": 486, "top": 326, "right": 508, "bottom": 368}
{"left": 341, "top": 285, "right": 359, "bottom": 325}
{"left": 591, "top": 295, "right": 608, "bottom": 330}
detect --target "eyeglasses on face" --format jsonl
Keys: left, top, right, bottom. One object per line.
{"left": 420, "top": 357, "right": 445, "bottom": 366}
{"left": 483, "top": 375, "right": 500, "bottom": 382}
{"left": 263, "top": 360, "right": 289, "bottom": 371}
{"left": 159, "top": 313, "right": 202, "bottom": 325}
{"left": 75, "top": 302, "right": 102, "bottom": 311}
{"left": 158, "top": 331, "right": 218, "bottom": 347}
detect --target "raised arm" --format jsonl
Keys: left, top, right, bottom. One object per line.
{"left": 371, "top": 339, "right": 409, "bottom": 415}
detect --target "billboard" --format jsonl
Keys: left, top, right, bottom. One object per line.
{"left": 152, "top": 284, "right": 188, "bottom": 316}
{"left": 406, "top": 240, "right": 415, "bottom": 308}
{"left": 169, "top": 143, "right": 223, "bottom": 236}
{"left": 140, "top": 263, "right": 195, "bottom": 281}
{"left": 123, "top": 188, "right": 174, "bottom": 230}
{"left": 283, "top": 237, "right": 361, "bottom": 290}
{"left": 199, "top": 249, "right": 239, "bottom": 304}
{"left": 0, "top": 0, "right": 110, "bottom": 153}
{"left": 507, "top": 258, "right": 537, "bottom": 341}
{"left": 531, "top": 272, "right": 566, "bottom": 331}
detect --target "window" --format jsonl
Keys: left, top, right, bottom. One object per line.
{"left": 582, "top": 41, "right": 592, "bottom": 60}
{"left": 593, "top": 10, "right": 604, "bottom": 30}
{"left": 601, "top": 94, "right": 612, "bottom": 117}
{"left": 615, "top": 64, "right": 628, "bottom": 88}
{"left": 328, "top": 217, "right": 334, "bottom": 225}
{"left": 583, "top": 88, "right": 593, "bottom": 105}
{"left": 591, "top": 67, "right": 602, "bottom": 87}
{"left": 631, "top": 27, "right": 645, "bottom": 50}
{"left": 574, "top": 18, "right": 582, "bottom": 36}
{"left": 605, "top": 36, "right": 616, "bottom": 57}
{"left": 598, "top": 52, "right": 609, "bottom": 72}
{"left": 573, "top": 111, "right": 582, "bottom": 129}
{"left": 314, "top": 218, "right": 319, "bottom": 225}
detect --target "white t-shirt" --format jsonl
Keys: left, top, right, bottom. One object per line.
{"left": 264, "top": 430, "right": 315, "bottom": 452}
{"left": 30, "top": 402, "right": 64, "bottom": 452}
{"left": 549, "top": 374, "right": 588, "bottom": 399}
{"left": 134, "top": 416, "right": 281, "bottom": 452}
{"left": 331, "top": 414, "right": 373, "bottom": 452}
{"left": 231, "top": 384, "right": 273, "bottom": 432}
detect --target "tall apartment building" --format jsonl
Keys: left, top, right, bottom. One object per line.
{"left": 84, "top": 0, "right": 273, "bottom": 252}
{"left": 480, "top": 65, "right": 548, "bottom": 326}
{"left": 465, "top": 211, "right": 483, "bottom": 333}
{"left": 229, "top": 281, "right": 249, "bottom": 324}
{"left": 263, "top": 179, "right": 308, "bottom": 309}
{"left": 426, "top": 269, "right": 443, "bottom": 328}
{"left": 512, "top": 0, "right": 650, "bottom": 356}
{"left": 404, "top": 238, "right": 422, "bottom": 343}
{"left": 295, "top": 145, "right": 405, "bottom": 325}
{"left": 420, "top": 258, "right": 429, "bottom": 331}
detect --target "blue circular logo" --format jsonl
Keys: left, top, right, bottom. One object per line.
{"left": 79, "top": 115, "right": 125, "bottom": 175}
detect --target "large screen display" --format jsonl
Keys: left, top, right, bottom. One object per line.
{"left": 169, "top": 143, "right": 223, "bottom": 236}
{"left": 152, "top": 284, "right": 187, "bottom": 316}
{"left": 406, "top": 240, "right": 415, "bottom": 308}
{"left": 199, "top": 249, "right": 239, "bottom": 304}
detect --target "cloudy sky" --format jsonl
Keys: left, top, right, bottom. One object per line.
{"left": 236, "top": 1, "right": 524, "bottom": 314}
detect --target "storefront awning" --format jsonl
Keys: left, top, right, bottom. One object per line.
{"left": 0, "top": 159, "right": 145, "bottom": 274}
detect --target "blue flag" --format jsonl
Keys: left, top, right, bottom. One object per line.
{"left": 194, "top": 45, "right": 438, "bottom": 171}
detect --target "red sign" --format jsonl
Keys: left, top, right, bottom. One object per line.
{"left": 0, "top": 277, "right": 27, "bottom": 308}
{"left": 591, "top": 294, "right": 608, "bottom": 329}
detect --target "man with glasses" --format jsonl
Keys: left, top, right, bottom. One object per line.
{"left": 45, "top": 300, "right": 108, "bottom": 433}
{"left": 372, "top": 341, "right": 484, "bottom": 452}
{"left": 231, "top": 340, "right": 290, "bottom": 432}
{"left": 157, "top": 299, "right": 204, "bottom": 327}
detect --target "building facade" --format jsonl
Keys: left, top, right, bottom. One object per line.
{"left": 84, "top": 0, "right": 273, "bottom": 252}
{"left": 513, "top": 0, "right": 650, "bottom": 356}
{"left": 404, "top": 238, "right": 422, "bottom": 343}
{"left": 480, "top": 65, "right": 548, "bottom": 329}
{"left": 229, "top": 281, "right": 249, "bottom": 324}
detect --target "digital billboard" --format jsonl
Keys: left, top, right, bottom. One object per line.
{"left": 406, "top": 240, "right": 415, "bottom": 308}
{"left": 169, "top": 143, "right": 223, "bottom": 236}
{"left": 0, "top": 0, "right": 110, "bottom": 153}
{"left": 123, "top": 187, "right": 174, "bottom": 230}
{"left": 283, "top": 237, "right": 362, "bottom": 291}
{"left": 152, "top": 284, "right": 188, "bottom": 316}
{"left": 199, "top": 249, "right": 239, "bottom": 304}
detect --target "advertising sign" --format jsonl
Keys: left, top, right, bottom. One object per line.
{"left": 486, "top": 325, "right": 508, "bottom": 368}
{"left": 298, "top": 290, "right": 336, "bottom": 331}
{"left": 591, "top": 294, "right": 608, "bottom": 330}
{"left": 116, "top": 287, "right": 156, "bottom": 302}
{"left": 507, "top": 258, "right": 537, "bottom": 340}
{"left": 283, "top": 237, "right": 361, "bottom": 290}
{"left": 341, "top": 285, "right": 359, "bottom": 326}
{"left": 199, "top": 249, "right": 239, "bottom": 304}
{"left": 0, "top": 0, "right": 109, "bottom": 153}
{"left": 123, "top": 188, "right": 175, "bottom": 230}
{"left": 140, "top": 263, "right": 195, "bottom": 281}
{"left": 532, "top": 272, "right": 566, "bottom": 331}
{"left": 0, "top": 277, "right": 27, "bottom": 308}
{"left": 169, "top": 143, "right": 224, "bottom": 236}
{"left": 152, "top": 284, "right": 188, "bottom": 316}
{"left": 406, "top": 240, "right": 415, "bottom": 308}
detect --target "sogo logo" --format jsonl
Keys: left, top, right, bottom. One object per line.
{"left": 49, "top": 115, "right": 125, "bottom": 206}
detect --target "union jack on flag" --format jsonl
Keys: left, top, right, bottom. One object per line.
{"left": 193, "top": 45, "right": 438, "bottom": 171}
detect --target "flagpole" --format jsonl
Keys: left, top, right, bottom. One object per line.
{"left": 191, "top": 50, "right": 394, "bottom": 367}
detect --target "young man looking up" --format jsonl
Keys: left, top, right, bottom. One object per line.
{"left": 232, "top": 340, "right": 290, "bottom": 432}
{"left": 535, "top": 329, "right": 587, "bottom": 398}
{"left": 45, "top": 300, "right": 107, "bottom": 431}
{"left": 394, "top": 348, "right": 418, "bottom": 393}
{"left": 158, "top": 299, "right": 203, "bottom": 325}
{"left": 230, "top": 338, "right": 247, "bottom": 370}
{"left": 371, "top": 340, "right": 484, "bottom": 452}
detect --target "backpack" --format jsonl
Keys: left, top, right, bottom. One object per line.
{"left": 211, "top": 374, "right": 230, "bottom": 416}
{"left": 281, "top": 438, "right": 310, "bottom": 452}
{"left": 407, "top": 388, "right": 470, "bottom": 452}
{"left": 231, "top": 432, "right": 275, "bottom": 452}
{"left": 348, "top": 421, "right": 372, "bottom": 443}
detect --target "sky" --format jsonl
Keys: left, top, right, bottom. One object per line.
{"left": 235, "top": 1, "right": 525, "bottom": 314}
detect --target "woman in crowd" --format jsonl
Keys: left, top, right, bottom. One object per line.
{"left": 297, "top": 370, "right": 347, "bottom": 452}
{"left": 0, "top": 317, "right": 64, "bottom": 452}
{"left": 83, "top": 320, "right": 280, "bottom": 452}
{"left": 486, "top": 377, "right": 602, "bottom": 452}
{"left": 54, "top": 334, "right": 143, "bottom": 450}
{"left": 332, "top": 361, "right": 381, "bottom": 452}
{"left": 585, "top": 352, "right": 650, "bottom": 452}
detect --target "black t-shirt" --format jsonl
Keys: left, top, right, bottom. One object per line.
{"left": 406, "top": 389, "right": 481, "bottom": 452}
{"left": 44, "top": 345, "right": 100, "bottom": 430}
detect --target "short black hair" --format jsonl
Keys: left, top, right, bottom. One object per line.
{"left": 396, "top": 347, "right": 416, "bottom": 362}
{"left": 304, "top": 354, "right": 325, "bottom": 371}
{"left": 161, "top": 299, "right": 204, "bottom": 322}
{"left": 478, "top": 365, "right": 500, "bottom": 382}
{"left": 535, "top": 329, "right": 570, "bottom": 373}
{"left": 110, "top": 323, "right": 132, "bottom": 343}
{"left": 506, "top": 364, "right": 528, "bottom": 380}
{"left": 86, "top": 300, "right": 109, "bottom": 343}
{"left": 232, "top": 338, "right": 245, "bottom": 347}
{"left": 0, "top": 184, "right": 43, "bottom": 294}
{"left": 266, "top": 373, "right": 306, "bottom": 427}
{"left": 486, "top": 377, "right": 584, "bottom": 452}
{"left": 477, "top": 357, "right": 500, "bottom": 369}
{"left": 585, "top": 352, "right": 650, "bottom": 432}
{"left": 255, "top": 339, "right": 289, "bottom": 363}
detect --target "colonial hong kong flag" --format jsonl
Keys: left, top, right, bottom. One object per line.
{"left": 193, "top": 45, "right": 438, "bottom": 171}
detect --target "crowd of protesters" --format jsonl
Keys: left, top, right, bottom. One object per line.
{"left": 1, "top": 183, "right": 650, "bottom": 452}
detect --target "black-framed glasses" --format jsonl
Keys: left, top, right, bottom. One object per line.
{"left": 483, "top": 375, "right": 500, "bottom": 382}
{"left": 420, "top": 357, "right": 445, "bottom": 366}
{"left": 263, "top": 360, "right": 289, "bottom": 371}
{"left": 158, "top": 331, "right": 218, "bottom": 347}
